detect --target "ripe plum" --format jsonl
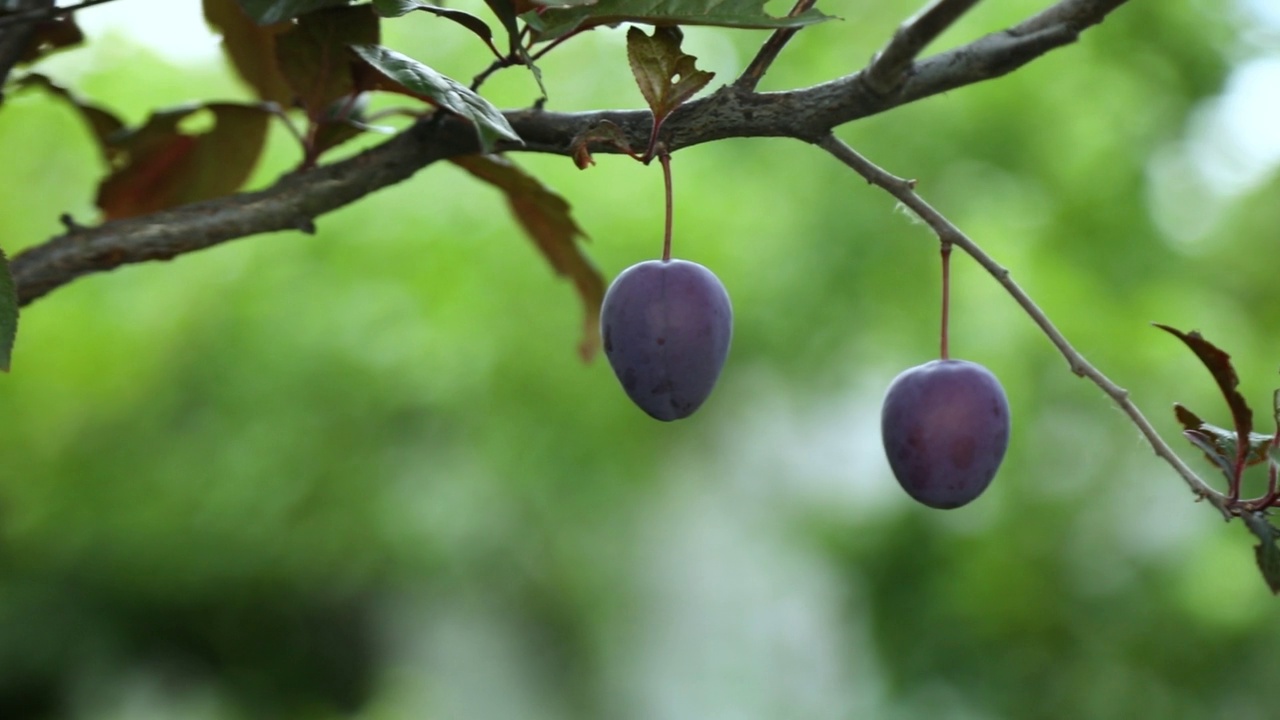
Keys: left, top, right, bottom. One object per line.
{"left": 881, "top": 359, "right": 1010, "bottom": 509}
{"left": 600, "top": 259, "right": 732, "bottom": 421}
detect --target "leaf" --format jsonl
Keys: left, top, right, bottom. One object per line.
{"left": 526, "top": 0, "right": 833, "bottom": 42}
{"left": 626, "top": 26, "right": 714, "bottom": 128}
{"left": 372, "top": 0, "right": 497, "bottom": 53}
{"left": 275, "top": 4, "right": 379, "bottom": 119}
{"left": 15, "top": 74, "right": 125, "bottom": 163}
{"left": 204, "top": 0, "right": 294, "bottom": 104}
{"left": 235, "top": 0, "right": 351, "bottom": 24}
{"left": 1243, "top": 512, "right": 1280, "bottom": 594}
{"left": 310, "top": 94, "right": 373, "bottom": 157}
{"left": 451, "top": 154, "right": 604, "bottom": 360}
{"left": 0, "top": 249, "right": 17, "bottom": 372}
{"left": 349, "top": 43, "right": 521, "bottom": 152}
{"left": 1156, "top": 324, "right": 1254, "bottom": 463}
{"left": 97, "top": 103, "right": 272, "bottom": 220}
{"left": 482, "top": 0, "right": 520, "bottom": 54}
{"left": 1173, "top": 403, "right": 1273, "bottom": 477}
{"left": 16, "top": 16, "right": 84, "bottom": 64}
{"left": 569, "top": 119, "right": 636, "bottom": 169}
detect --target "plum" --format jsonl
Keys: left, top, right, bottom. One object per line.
{"left": 600, "top": 259, "right": 732, "bottom": 421}
{"left": 881, "top": 359, "right": 1010, "bottom": 509}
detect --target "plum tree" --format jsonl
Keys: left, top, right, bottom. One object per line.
{"left": 881, "top": 359, "right": 1010, "bottom": 509}
{"left": 600, "top": 258, "right": 732, "bottom": 421}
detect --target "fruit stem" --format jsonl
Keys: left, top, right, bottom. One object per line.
{"left": 940, "top": 241, "right": 952, "bottom": 360}
{"left": 660, "top": 151, "right": 674, "bottom": 262}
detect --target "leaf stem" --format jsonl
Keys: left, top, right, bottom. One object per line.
{"left": 735, "top": 0, "right": 818, "bottom": 92}
{"left": 816, "top": 133, "right": 1231, "bottom": 519}
{"left": 660, "top": 151, "right": 673, "bottom": 262}
{"left": 940, "top": 241, "right": 951, "bottom": 360}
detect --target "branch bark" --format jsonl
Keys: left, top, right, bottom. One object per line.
{"left": 8, "top": 0, "right": 1134, "bottom": 306}
{"left": 816, "top": 134, "right": 1232, "bottom": 520}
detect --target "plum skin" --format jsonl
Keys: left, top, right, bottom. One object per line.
{"left": 880, "top": 359, "right": 1010, "bottom": 509}
{"left": 600, "top": 259, "right": 732, "bottom": 421}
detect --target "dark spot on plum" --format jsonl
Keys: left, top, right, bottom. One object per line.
{"left": 603, "top": 326, "right": 613, "bottom": 353}
{"left": 622, "top": 367, "right": 637, "bottom": 392}
{"left": 950, "top": 436, "right": 976, "bottom": 469}
{"left": 656, "top": 337, "right": 666, "bottom": 346}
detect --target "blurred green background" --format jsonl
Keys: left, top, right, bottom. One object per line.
{"left": 1, "top": 0, "right": 1279, "bottom": 718}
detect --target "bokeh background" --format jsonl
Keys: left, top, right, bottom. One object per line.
{"left": 1, "top": 0, "right": 1279, "bottom": 718}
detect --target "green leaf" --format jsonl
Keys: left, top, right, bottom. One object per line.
{"left": 349, "top": 43, "right": 521, "bottom": 152}
{"left": 204, "top": 0, "right": 294, "bottom": 104}
{"left": 372, "top": 0, "right": 496, "bottom": 53}
{"left": 1243, "top": 512, "right": 1280, "bottom": 594}
{"left": 451, "top": 154, "right": 604, "bottom": 360}
{"left": 626, "top": 26, "right": 714, "bottom": 128}
{"left": 275, "top": 4, "right": 379, "bottom": 119}
{"left": 1173, "top": 403, "right": 1273, "bottom": 478}
{"left": 0, "top": 249, "right": 16, "bottom": 373}
{"left": 526, "top": 0, "right": 832, "bottom": 42}
{"left": 235, "top": 0, "right": 351, "bottom": 24}
{"left": 1156, "top": 324, "right": 1254, "bottom": 464}
{"left": 97, "top": 103, "right": 273, "bottom": 220}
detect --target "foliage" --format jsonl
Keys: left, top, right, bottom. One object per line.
{"left": 0, "top": 0, "right": 1278, "bottom": 718}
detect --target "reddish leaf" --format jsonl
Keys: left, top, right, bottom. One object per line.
{"left": 204, "top": 0, "right": 294, "bottom": 104}
{"left": 626, "top": 26, "right": 714, "bottom": 131}
{"left": 1173, "top": 403, "right": 1273, "bottom": 480}
{"left": 451, "top": 154, "right": 604, "bottom": 360}
{"left": 310, "top": 95, "right": 373, "bottom": 158}
{"left": 275, "top": 4, "right": 379, "bottom": 119}
{"left": 1156, "top": 324, "right": 1254, "bottom": 463}
{"left": 235, "top": 0, "right": 351, "bottom": 24}
{"left": 97, "top": 104, "right": 272, "bottom": 220}
{"left": 568, "top": 119, "right": 636, "bottom": 169}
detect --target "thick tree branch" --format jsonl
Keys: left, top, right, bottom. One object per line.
{"left": 9, "top": 0, "right": 1133, "bottom": 306}
{"left": 816, "top": 134, "right": 1232, "bottom": 520}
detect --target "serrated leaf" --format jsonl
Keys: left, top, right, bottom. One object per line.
{"left": 1243, "top": 512, "right": 1280, "bottom": 594}
{"left": 451, "top": 154, "right": 604, "bottom": 360}
{"left": 349, "top": 43, "right": 521, "bottom": 152}
{"left": 526, "top": 0, "right": 832, "bottom": 42}
{"left": 372, "top": 0, "right": 496, "bottom": 53}
{"left": 204, "top": 0, "right": 293, "bottom": 104}
{"left": 626, "top": 26, "right": 714, "bottom": 128}
{"left": 1174, "top": 403, "right": 1273, "bottom": 476}
{"left": 275, "top": 4, "right": 379, "bottom": 119}
{"left": 1157, "top": 324, "right": 1253, "bottom": 465}
{"left": 0, "top": 249, "right": 17, "bottom": 372}
{"left": 97, "top": 103, "right": 272, "bottom": 220}
{"left": 235, "top": 0, "right": 351, "bottom": 24}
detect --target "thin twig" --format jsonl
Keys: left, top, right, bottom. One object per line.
{"left": 815, "top": 133, "right": 1232, "bottom": 519}
{"left": 0, "top": 0, "right": 123, "bottom": 30}
{"left": 735, "top": 0, "right": 818, "bottom": 92}
{"left": 863, "top": 0, "right": 983, "bottom": 96}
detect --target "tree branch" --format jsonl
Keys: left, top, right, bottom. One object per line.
{"left": 8, "top": 0, "right": 1135, "bottom": 306}
{"left": 815, "top": 134, "right": 1232, "bottom": 520}
{"left": 734, "top": 0, "right": 818, "bottom": 93}
{"left": 862, "top": 0, "right": 983, "bottom": 97}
